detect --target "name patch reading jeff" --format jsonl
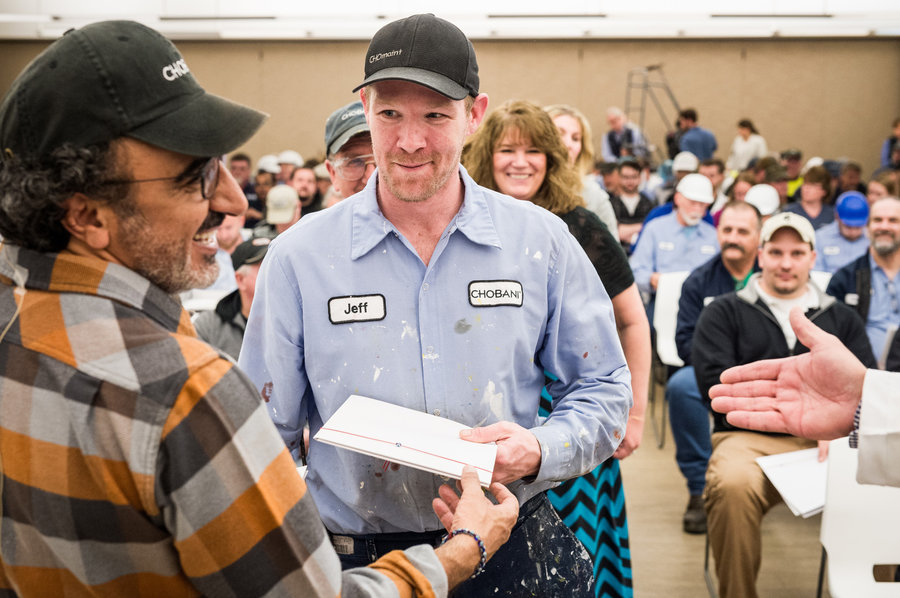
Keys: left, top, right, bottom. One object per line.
{"left": 329, "top": 294, "right": 386, "bottom": 324}
{"left": 468, "top": 280, "right": 524, "bottom": 307}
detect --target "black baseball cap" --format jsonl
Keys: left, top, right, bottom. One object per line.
{"left": 324, "top": 101, "right": 369, "bottom": 157}
{"left": 231, "top": 237, "right": 270, "bottom": 270}
{"left": 353, "top": 14, "right": 479, "bottom": 100}
{"left": 0, "top": 20, "right": 267, "bottom": 161}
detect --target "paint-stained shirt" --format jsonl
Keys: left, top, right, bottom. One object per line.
{"left": 239, "top": 165, "right": 632, "bottom": 535}
{"left": 0, "top": 244, "right": 446, "bottom": 597}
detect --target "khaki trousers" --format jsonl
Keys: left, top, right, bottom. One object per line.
{"left": 705, "top": 431, "right": 816, "bottom": 598}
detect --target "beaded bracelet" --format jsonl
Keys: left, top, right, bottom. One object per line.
{"left": 441, "top": 528, "right": 487, "bottom": 579}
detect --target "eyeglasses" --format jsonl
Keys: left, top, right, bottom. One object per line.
{"left": 101, "top": 157, "right": 220, "bottom": 199}
{"left": 331, "top": 154, "right": 375, "bottom": 182}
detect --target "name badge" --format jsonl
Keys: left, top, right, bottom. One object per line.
{"left": 469, "top": 280, "right": 524, "bottom": 307}
{"left": 329, "top": 294, "right": 386, "bottom": 324}
{"left": 845, "top": 293, "right": 859, "bottom": 306}
{"left": 823, "top": 245, "right": 840, "bottom": 256}
{"left": 701, "top": 244, "right": 716, "bottom": 255}
{"left": 658, "top": 241, "right": 675, "bottom": 251}
{"left": 703, "top": 296, "right": 715, "bottom": 306}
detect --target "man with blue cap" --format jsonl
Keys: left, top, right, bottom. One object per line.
{"left": 814, "top": 191, "right": 870, "bottom": 274}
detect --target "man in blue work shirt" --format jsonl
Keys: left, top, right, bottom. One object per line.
{"left": 239, "top": 14, "right": 631, "bottom": 598}
{"left": 667, "top": 201, "right": 761, "bottom": 535}
{"left": 630, "top": 172, "right": 719, "bottom": 317}
{"left": 814, "top": 191, "right": 870, "bottom": 274}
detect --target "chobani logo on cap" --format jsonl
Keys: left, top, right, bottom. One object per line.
{"left": 369, "top": 49, "right": 402, "bottom": 63}
{"left": 162, "top": 58, "right": 190, "bottom": 81}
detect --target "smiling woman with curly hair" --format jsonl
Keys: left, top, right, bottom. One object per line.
{"left": 463, "top": 99, "right": 649, "bottom": 598}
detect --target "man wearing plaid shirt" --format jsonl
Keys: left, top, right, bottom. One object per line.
{"left": 0, "top": 20, "right": 515, "bottom": 597}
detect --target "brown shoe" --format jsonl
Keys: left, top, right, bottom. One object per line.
{"left": 683, "top": 494, "right": 707, "bottom": 534}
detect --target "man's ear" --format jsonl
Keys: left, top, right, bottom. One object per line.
{"left": 61, "top": 193, "right": 111, "bottom": 250}
{"left": 325, "top": 160, "right": 338, "bottom": 185}
{"left": 466, "top": 93, "right": 490, "bottom": 136}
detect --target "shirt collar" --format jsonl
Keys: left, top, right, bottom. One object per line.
{"left": 0, "top": 243, "right": 192, "bottom": 334}
{"left": 350, "top": 165, "right": 503, "bottom": 260}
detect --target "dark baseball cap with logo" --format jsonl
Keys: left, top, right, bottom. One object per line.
{"left": 0, "top": 20, "right": 267, "bottom": 162}
{"left": 324, "top": 101, "right": 369, "bottom": 157}
{"left": 231, "top": 237, "right": 270, "bottom": 270}
{"left": 353, "top": 13, "right": 479, "bottom": 100}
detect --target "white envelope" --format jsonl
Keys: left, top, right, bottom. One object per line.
{"left": 314, "top": 395, "right": 497, "bottom": 487}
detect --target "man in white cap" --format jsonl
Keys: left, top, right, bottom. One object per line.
{"left": 655, "top": 150, "right": 699, "bottom": 205}
{"left": 240, "top": 13, "right": 631, "bottom": 597}
{"left": 252, "top": 183, "right": 300, "bottom": 239}
{"left": 692, "top": 212, "right": 874, "bottom": 598}
{"left": 276, "top": 148, "right": 303, "bottom": 183}
{"left": 630, "top": 172, "right": 719, "bottom": 314}
{"left": 743, "top": 183, "right": 780, "bottom": 222}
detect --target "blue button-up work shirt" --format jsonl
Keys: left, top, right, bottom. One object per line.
{"left": 867, "top": 253, "right": 900, "bottom": 362}
{"left": 239, "top": 166, "right": 632, "bottom": 534}
{"left": 814, "top": 221, "right": 869, "bottom": 274}
{"left": 629, "top": 211, "right": 719, "bottom": 299}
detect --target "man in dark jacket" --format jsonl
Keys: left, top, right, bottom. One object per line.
{"left": 826, "top": 196, "right": 900, "bottom": 367}
{"left": 693, "top": 212, "right": 875, "bottom": 598}
{"left": 668, "top": 200, "right": 761, "bottom": 534}
{"left": 194, "top": 238, "right": 270, "bottom": 360}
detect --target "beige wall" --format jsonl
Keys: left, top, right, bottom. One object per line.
{"left": 2, "top": 37, "right": 899, "bottom": 176}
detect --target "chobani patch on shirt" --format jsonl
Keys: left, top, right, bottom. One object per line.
{"left": 468, "top": 280, "right": 523, "bottom": 307}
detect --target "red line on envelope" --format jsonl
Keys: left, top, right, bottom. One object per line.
{"left": 319, "top": 427, "right": 493, "bottom": 475}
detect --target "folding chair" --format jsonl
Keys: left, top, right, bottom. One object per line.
{"left": 648, "top": 270, "right": 690, "bottom": 449}
{"left": 816, "top": 436, "right": 900, "bottom": 597}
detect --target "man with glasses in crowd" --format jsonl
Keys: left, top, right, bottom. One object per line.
{"left": 324, "top": 100, "right": 377, "bottom": 199}
{"left": 0, "top": 20, "right": 517, "bottom": 596}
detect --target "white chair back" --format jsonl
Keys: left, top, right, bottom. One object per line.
{"left": 820, "top": 436, "right": 900, "bottom": 597}
{"left": 810, "top": 270, "right": 832, "bottom": 292}
{"left": 653, "top": 270, "right": 691, "bottom": 368}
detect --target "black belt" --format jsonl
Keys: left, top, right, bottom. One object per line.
{"left": 329, "top": 492, "right": 547, "bottom": 559}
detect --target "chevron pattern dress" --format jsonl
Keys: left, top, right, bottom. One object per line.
{"left": 541, "top": 386, "right": 633, "bottom": 598}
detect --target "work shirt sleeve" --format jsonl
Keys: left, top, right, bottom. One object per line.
{"left": 857, "top": 369, "right": 900, "bottom": 488}
{"left": 529, "top": 232, "right": 633, "bottom": 483}
{"left": 238, "top": 246, "right": 309, "bottom": 461}
{"left": 628, "top": 220, "right": 657, "bottom": 300}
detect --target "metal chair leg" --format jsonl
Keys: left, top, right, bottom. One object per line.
{"left": 816, "top": 546, "right": 826, "bottom": 598}
{"left": 649, "top": 360, "right": 668, "bottom": 449}
{"left": 704, "top": 532, "right": 718, "bottom": 598}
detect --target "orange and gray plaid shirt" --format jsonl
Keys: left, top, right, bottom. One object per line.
{"left": 0, "top": 244, "right": 441, "bottom": 597}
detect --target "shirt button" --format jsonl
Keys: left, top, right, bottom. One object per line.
{"left": 422, "top": 283, "right": 430, "bottom": 292}
{"left": 433, "top": 409, "right": 441, "bottom": 416}
{"left": 426, "top": 346, "right": 434, "bottom": 354}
